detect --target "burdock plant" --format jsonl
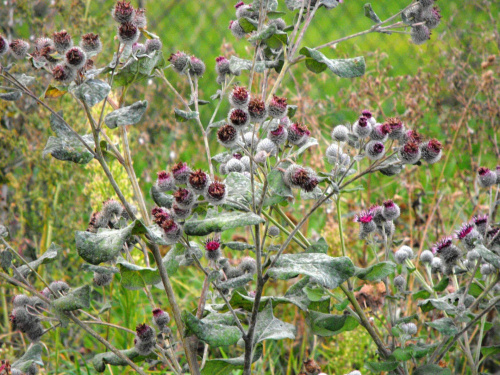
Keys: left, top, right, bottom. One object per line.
{"left": 1, "top": 1, "right": 498, "bottom": 375}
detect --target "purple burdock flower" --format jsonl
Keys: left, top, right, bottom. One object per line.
{"left": 152, "top": 308, "right": 170, "bottom": 330}
{"left": 0, "top": 35, "right": 9, "bottom": 56}
{"left": 189, "top": 55, "right": 206, "bottom": 76}
{"left": 65, "top": 47, "right": 86, "bottom": 70}
{"left": 477, "top": 167, "right": 497, "bottom": 188}
{"left": 365, "top": 141, "right": 385, "bottom": 161}
{"left": 287, "top": 122, "right": 311, "bottom": 145}
{"left": 411, "top": 24, "right": 431, "bottom": 45}
{"left": 215, "top": 56, "right": 231, "bottom": 76}
{"left": 248, "top": 97, "right": 267, "bottom": 122}
{"left": 188, "top": 169, "right": 210, "bottom": 194}
{"left": 420, "top": 138, "right": 443, "bottom": 164}
{"left": 229, "top": 86, "right": 250, "bottom": 109}
{"left": 432, "top": 237, "right": 461, "bottom": 273}
{"left": 355, "top": 210, "right": 377, "bottom": 238}
{"left": 171, "top": 162, "right": 191, "bottom": 185}
{"left": 268, "top": 95, "right": 288, "bottom": 119}
{"left": 80, "top": 33, "right": 102, "bottom": 55}
{"left": 370, "top": 123, "right": 391, "bottom": 142}
{"left": 268, "top": 125, "right": 288, "bottom": 145}
{"left": 156, "top": 170, "right": 176, "bottom": 192}
{"left": 228, "top": 108, "right": 250, "bottom": 128}
{"left": 206, "top": 181, "right": 227, "bottom": 205}
{"left": 473, "top": 215, "right": 488, "bottom": 236}
{"left": 402, "top": 129, "right": 423, "bottom": 145}
{"left": 174, "top": 188, "right": 195, "bottom": 208}
{"left": 52, "top": 30, "right": 72, "bottom": 54}
{"left": 160, "top": 218, "right": 182, "bottom": 243}
{"left": 204, "top": 237, "right": 222, "bottom": 261}
{"left": 168, "top": 51, "right": 189, "bottom": 73}
{"left": 353, "top": 116, "right": 372, "bottom": 138}
{"left": 284, "top": 164, "right": 317, "bottom": 192}
{"left": 486, "top": 227, "right": 500, "bottom": 247}
{"left": 52, "top": 64, "right": 76, "bottom": 84}
{"left": 362, "top": 109, "right": 376, "bottom": 126}
{"left": 229, "top": 20, "right": 246, "bottom": 39}
{"left": 385, "top": 117, "right": 404, "bottom": 140}
{"left": 399, "top": 141, "right": 421, "bottom": 164}
{"left": 382, "top": 200, "right": 400, "bottom": 221}
{"left": 9, "top": 40, "right": 30, "bottom": 59}
{"left": 235, "top": 1, "right": 256, "bottom": 19}
{"left": 217, "top": 124, "right": 238, "bottom": 148}
{"left": 145, "top": 38, "right": 162, "bottom": 54}
{"left": 233, "top": 152, "right": 242, "bottom": 160}
{"left": 455, "top": 222, "right": 482, "bottom": 251}
{"left": 171, "top": 203, "right": 191, "bottom": 220}
{"left": 133, "top": 8, "right": 147, "bottom": 28}
{"left": 134, "top": 323, "right": 156, "bottom": 356}
{"left": 118, "top": 22, "right": 139, "bottom": 45}
{"left": 425, "top": 6, "right": 442, "bottom": 29}
{"left": 112, "top": 0, "right": 134, "bottom": 23}
{"left": 152, "top": 207, "right": 171, "bottom": 227}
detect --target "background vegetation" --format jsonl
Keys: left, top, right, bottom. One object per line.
{"left": 1, "top": 0, "right": 499, "bottom": 373}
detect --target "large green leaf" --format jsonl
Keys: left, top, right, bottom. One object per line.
{"left": 104, "top": 100, "right": 148, "bottom": 129}
{"left": 15, "top": 242, "right": 61, "bottom": 279}
{"left": 183, "top": 311, "right": 242, "bottom": 347}
{"left": 481, "top": 345, "right": 500, "bottom": 359}
{"left": 307, "top": 310, "right": 359, "bottom": 337}
{"left": 214, "top": 290, "right": 309, "bottom": 312}
{"left": 268, "top": 254, "right": 355, "bottom": 289}
{"left": 52, "top": 285, "right": 91, "bottom": 311}
{"left": 354, "top": 261, "right": 396, "bottom": 281}
{"left": 291, "top": 137, "right": 319, "bottom": 157}
{"left": 11, "top": 344, "right": 44, "bottom": 371}
{"left": 174, "top": 108, "right": 199, "bottom": 122}
{"left": 419, "top": 298, "right": 457, "bottom": 314}
{"left": 475, "top": 244, "right": 500, "bottom": 268}
{"left": 364, "top": 361, "right": 399, "bottom": 373}
{"left": 113, "top": 50, "right": 166, "bottom": 87}
{"left": 42, "top": 112, "right": 94, "bottom": 164}
{"left": 150, "top": 185, "right": 174, "bottom": 208}
{"left": 305, "top": 237, "right": 329, "bottom": 254}
{"left": 267, "top": 169, "right": 293, "bottom": 199}
{"left": 201, "top": 346, "right": 263, "bottom": 375}
{"left": 425, "top": 318, "right": 459, "bottom": 335}
{"left": 413, "top": 365, "right": 451, "bottom": 375}
{"left": 184, "top": 212, "right": 264, "bottom": 236}
{"left": 72, "top": 79, "right": 111, "bottom": 107}
{"left": 92, "top": 348, "right": 155, "bottom": 373}
{"left": 253, "top": 302, "right": 296, "bottom": 344}
{"left": 229, "top": 56, "right": 279, "bottom": 74}
{"left": 299, "top": 47, "right": 365, "bottom": 78}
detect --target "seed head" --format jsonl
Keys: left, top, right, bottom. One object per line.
{"left": 284, "top": 164, "right": 318, "bottom": 192}
{"left": 133, "top": 8, "right": 147, "bottom": 28}
{"left": 174, "top": 188, "right": 195, "bottom": 208}
{"left": 229, "top": 86, "right": 250, "bottom": 109}
{"left": 365, "top": 141, "right": 385, "bottom": 161}
{"left": 353, "top": 116, "right": 371, "bottom": 138}
{"left": 80, "top": 33, "right": 102, "bottom": 55}
{"left": 477, "top": 167, "right": 496, "bottom": 188}
{"left": 228, "top": 108, "right": 250, "bottom": 128}
{"left": 145, "top": 38, "right": 162, "bottom": 54}
{"left": 229, "top": 20, "right": 246, "bottom": 39}
{"left": 420, "top": 138, "right": 443, "bottom": 164}
{"left": 399, "top": 141, "right": 421, "bottom": 164}
{"left": 268, "top": 95, "right": 288, "bottom": 119}
{"left": 189, "top": 55, "right": 206, "bottom": 76}
{"left": 171, "top": 162, "right": 192, "bottom": 185}
{"left": 52, "top": 64, "right": 76, "bottom": 84}
{"left": 206, "top": 181, "right": 227, "bottom": 205}
{"left": 112, "top": 1, "right": 134, "bottom": 23}
{"left": 65, "top": 47, "right": 87, "bottom": 70}
{"left": 52, "top": 30, "right": 73, "bottom": 54}
{"left": 246, "top": 98, "right": 267, "bottom": 123}
{"left": 152, "top": 207, "right": 170, "bottom": 226}
{"left": 288, "top": 122, "right": 311, "bottom": 145}
{"left": 385, "top": 117, "right": 404, "bottom": 140}
{"left": 331, "top": 125, "right": 349, "bottom": 142}
{"left": 402, "top": 129, "right": 423, "bottom": 144}
{"left": 9, "top": 40, "right": 30, "bottom": 59}
{"left": 169, "top": 51, "right": 189, "bottom": 73}
{"left": 160, "top": 219, "right": 182, "bottom": 243}
{"left": 156, "top": 170, "right": 176, "bottom": 192}
{"left": 188, "top": 170, "right": 210, "bottom": 194}
{"left": 382, "top": 200, "right": 400, "bottom": 221}
{"left": 411, "top": 24, "right": 431, "bottom": 45}
{"left": 118, "top": 22, "right": 139, "bottom": 45}
{"left": 217, "top": 124, "right": 239, "bottom": 148}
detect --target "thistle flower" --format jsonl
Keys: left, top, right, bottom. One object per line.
{"left": 473, "top": 215, "right": 488, "bottom": 236}
{"left": 0, "top": 35, "right": 9, "bottom": 56}
{"left": 432, "top": 237, "right": 461, "bottom": 273}
{"left": 145, "top": 38, "right": 162, "bottom": 54}
{"left": 411, "top": 24, "right": 431, "bottom": 45}
{"left": 80, "top": 33, "right": 102, "bottom": 55}
{"left": 206, "top": 181, "right": 227, "bottom": 205}
{"left": 188, "top": 170, "right": 210, "bottom": 194}
{"left": 217, "top": 124, "right": 239, "bottom": 148}
{"left": 235, "top": 2, "right": 256, "bottom": 19}
{"left": 384, "top": 117, "right": 404, "bottom": 140}
{"left": 353, "top": 116, "right": 371, "bottom": 138}
{"left": 256, "top": 138, "right": 278, "bottom": 156}
{"left": 455, "top": 223, "right": 482, "bottom": 251}
{"left": 112, "top": 1, "right": 134, "bottom": 23}
{"left": 229, "top": 20, "right": 246, "bottom": 39}
{"left": 118, "top": 22, "right": 139, "bottom": 45}
{"left": 133, "top": 8, "right": 147, "bottom": 28}
{"left": 152, "top": 308, "right": 170, "bottom": 330}
{"left": 189, "top": 55, "right": 206, "bottom": 76}
{"left": 420, "top": 139, "right": 443, "bottom": 164}
{"left": 331, "top": 125, "right": 349, "bottom": 142}
{"left": 287, "top": 122, "right": 311, "bottom": 145}
{"left": 204, "top": 237, "right": 222, "bottom": 261}
{"left": 229, "top": 86, "right": 250, "bottom": 109}
{"left": 477, "top": 167, "right": 496, "bottom": 188}
{"left": 382, "top": 200, "right": 400, "bottom": 221}
{"left": 268, "top": 226, "right": 280, "bottom": 237}
{"left": 399, "top": 142, "right": 421, "bottom": 164}
{"left": 156, "top": 171, "right": 176, "bottom": 192}
{"left": 215, "top": 56, "right": 231, "bottom": 76}
{"left": 268, "top": 18, "right": 286, "bottom": 31}
{"left": 134, "top": 323, "right": 156, "bottom": 355}
{"left": 171, "top": 203, "right": 191, "bottom": 220}
{"left": 174, "top": 188, "right": 195, "bottom": 208}
{"left": 64, "top": 47, "right": 86, "bottom": 70}
{"left": 402, "top": 129, "right": 423, "bottom": 144}
{"left": 394, "top": 275, "right": 406, "bottom": 291}
{"left": 52, "top": 64, "right": 76, "bottom": 84}
{"left": 420, "top": 250, "right": 434, "bottom": 264}
{"left": 370, "top": 123, "right": 391, "bottom": 142}
{"left": 268, "top": 95, "right": 288, "bottom": 119}
{"left": 168, "top": 51, "right": 189, "bottom": 73}
{"left": 94, "top": 272, "right": 113, "bottom": 287}
{"left": 9, "top": 40, "right": 30, "bottom": 59}
{"left": 284, "top": 164, "right": 318, "bottom": 192}
{"left": 268, "top": 125, "right": 288, "bottom": 145}
{"left": 365, "top": 141, "right": 385, "bottom": 161}
{"left": 361, "top": 109, "right": 377, "bottom": 126}
{"left": 160, "top": 219, "right": 182, "bottom": 243}
{"left": 53, "top": 30, "right": 73, "bottom": 54}
{"left": 171, "top": 162, "right": 191, "bottom": 185}
{"left": 228, "top": 108, "right": 250, "bottom": 128}
{"left": 354, "top": 210, "right": 376, "bottom": 237}
{"left": 226, "top": 158, "right": 245, "bottom": 173}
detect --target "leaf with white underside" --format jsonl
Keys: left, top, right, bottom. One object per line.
{"left": 184, "top": 212, "right": 265, "bottom": 236}
{"left": 299, "top": 47, "right": 366, "bottom": 78}
{"left": 253, "top": 302, "right": 296, "bottom": 344}
{"left": 104, "top": 100, "right": 148, "bottom": 129}
{"left": 51, "top": 285, "right": 91, "bottom": 311}
{"left": 12, "top": 344, "right": 44, "bottom": 371}
{"left": 72, "top": 79, "right": 111, "bottom": 107}
{"left": 15, "top": 242, "right": 60, "bottom": 279}
{"left": 183, "top": 311, "right": 242, "bottom": 347}
{"left": 307, "top": 310, "right": 359, "bottom": 336}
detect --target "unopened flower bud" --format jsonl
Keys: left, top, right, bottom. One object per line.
{"left": 94, "top": 272, "right": 113, "bottom": 287}
{"left": 394, "top": 275, "right": 406, "bottom": 291}
{"left": 268, "top": 18, "right": 286, "bottom": 30}
{"left": 118, "top": 22, "right": 139, "bottom": 45}
{"left": 256, "top": 138, "right": 278, "bottom": 156}
{"left": 235, "top": 2, "right": 257, "bottom": 19}
{"left": 52, "top": 64, "right": 76, "bottom": 84}
{"left": 145, "top": 38, "right": 162, "bottom": 54}
{"left": 112, "top": 1, "right": 134, "bottom": 23}
{"left": 171, "top": 162, "right": 191, "bottom": 185}
{"left": 365, "top": 141, "right": 385, "bottom": 161}
{"left": 399, "top": 142, "right": 421, "bottom": 164}
{"left": 481, "top": 263, "right": 494, "bottom": 276}
{"left": 382, "top": 200, "right": 400, "bottom": 221}
{"left": 229, "top": 86, "right": 250, "bottom": 109}
{"left": 132, "top": 42, "right": 146, "bottom": 55}
{"left": 394, "top": 248, "right": 410, "bottom": 264}
{"left": 268, "top": 125, "right": 288, "bottom": 145}
{"left": 423, "top": 6, "right": 441, "bottom": 29}
{"left": 26, "top": 322, "right": 44, "bottom": 342}
{"left": 268, "top": 226, "right": 280, "bottom": 237}
{"left": 152, "top": 308, "right": 170, "bottom": 330}
{"left": 477, "top": 167, "right": 496, "bottom": 188}
{"left": 268, "top": 95, "right": 287, "bottom": 119}
{"left": 229, "top": 20, "right": 246, "bottom": 39}
{"left": 411, "top": 24, "right": 431, "bottom": 45}
{"left": 370, "top": 123, "right": 391, "bottom": 142}
{"left": 331, "top": 125, "right": 348, "bottom": 142}
{"left": 431, "top": 257, "right": 442, "bottom": 273}
{"left": 218, "top": 124, "right": 239, "bottom": 148}
{"left": 13, "top": 295, "right": 30, "bottom": 308}
{"left": 228, "top": 108, "right": 250, "bottom": 128}
{"left": 169, "top": 51, "right": 189, "bottom": 73}
{"left": 133, "top": 8, "right": 147, "bottom": 28}
{"left": 420, "top": 250, "right": 434, "bottom": 264}
{"left": 353, "top": 116, "right": 371, "bottom": 138}
{"left": 288, "top": 122, "right": 311, "bottom": 145}
{"left": 215, "top": 56, "right": 231, "bottom": 76}
{"left": 206, "top": 181, "right": 227, "bottom": 205}
{"left": 80, "top": 33, "right": 102, "bottom": 55}
{"left": 9, "top": 40, "right": 30, "bottom": 59}
{"left": 226, "top": 158, "right": 245, "bottom": 173}
{"left": 189, "top": 55, "right": 206, "bottom": 76}
{"left": 254, "top": 150, "right": 268, "bottom": 163}
{"left": 406, "top": 322, "right": 417, "bottom": 335}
